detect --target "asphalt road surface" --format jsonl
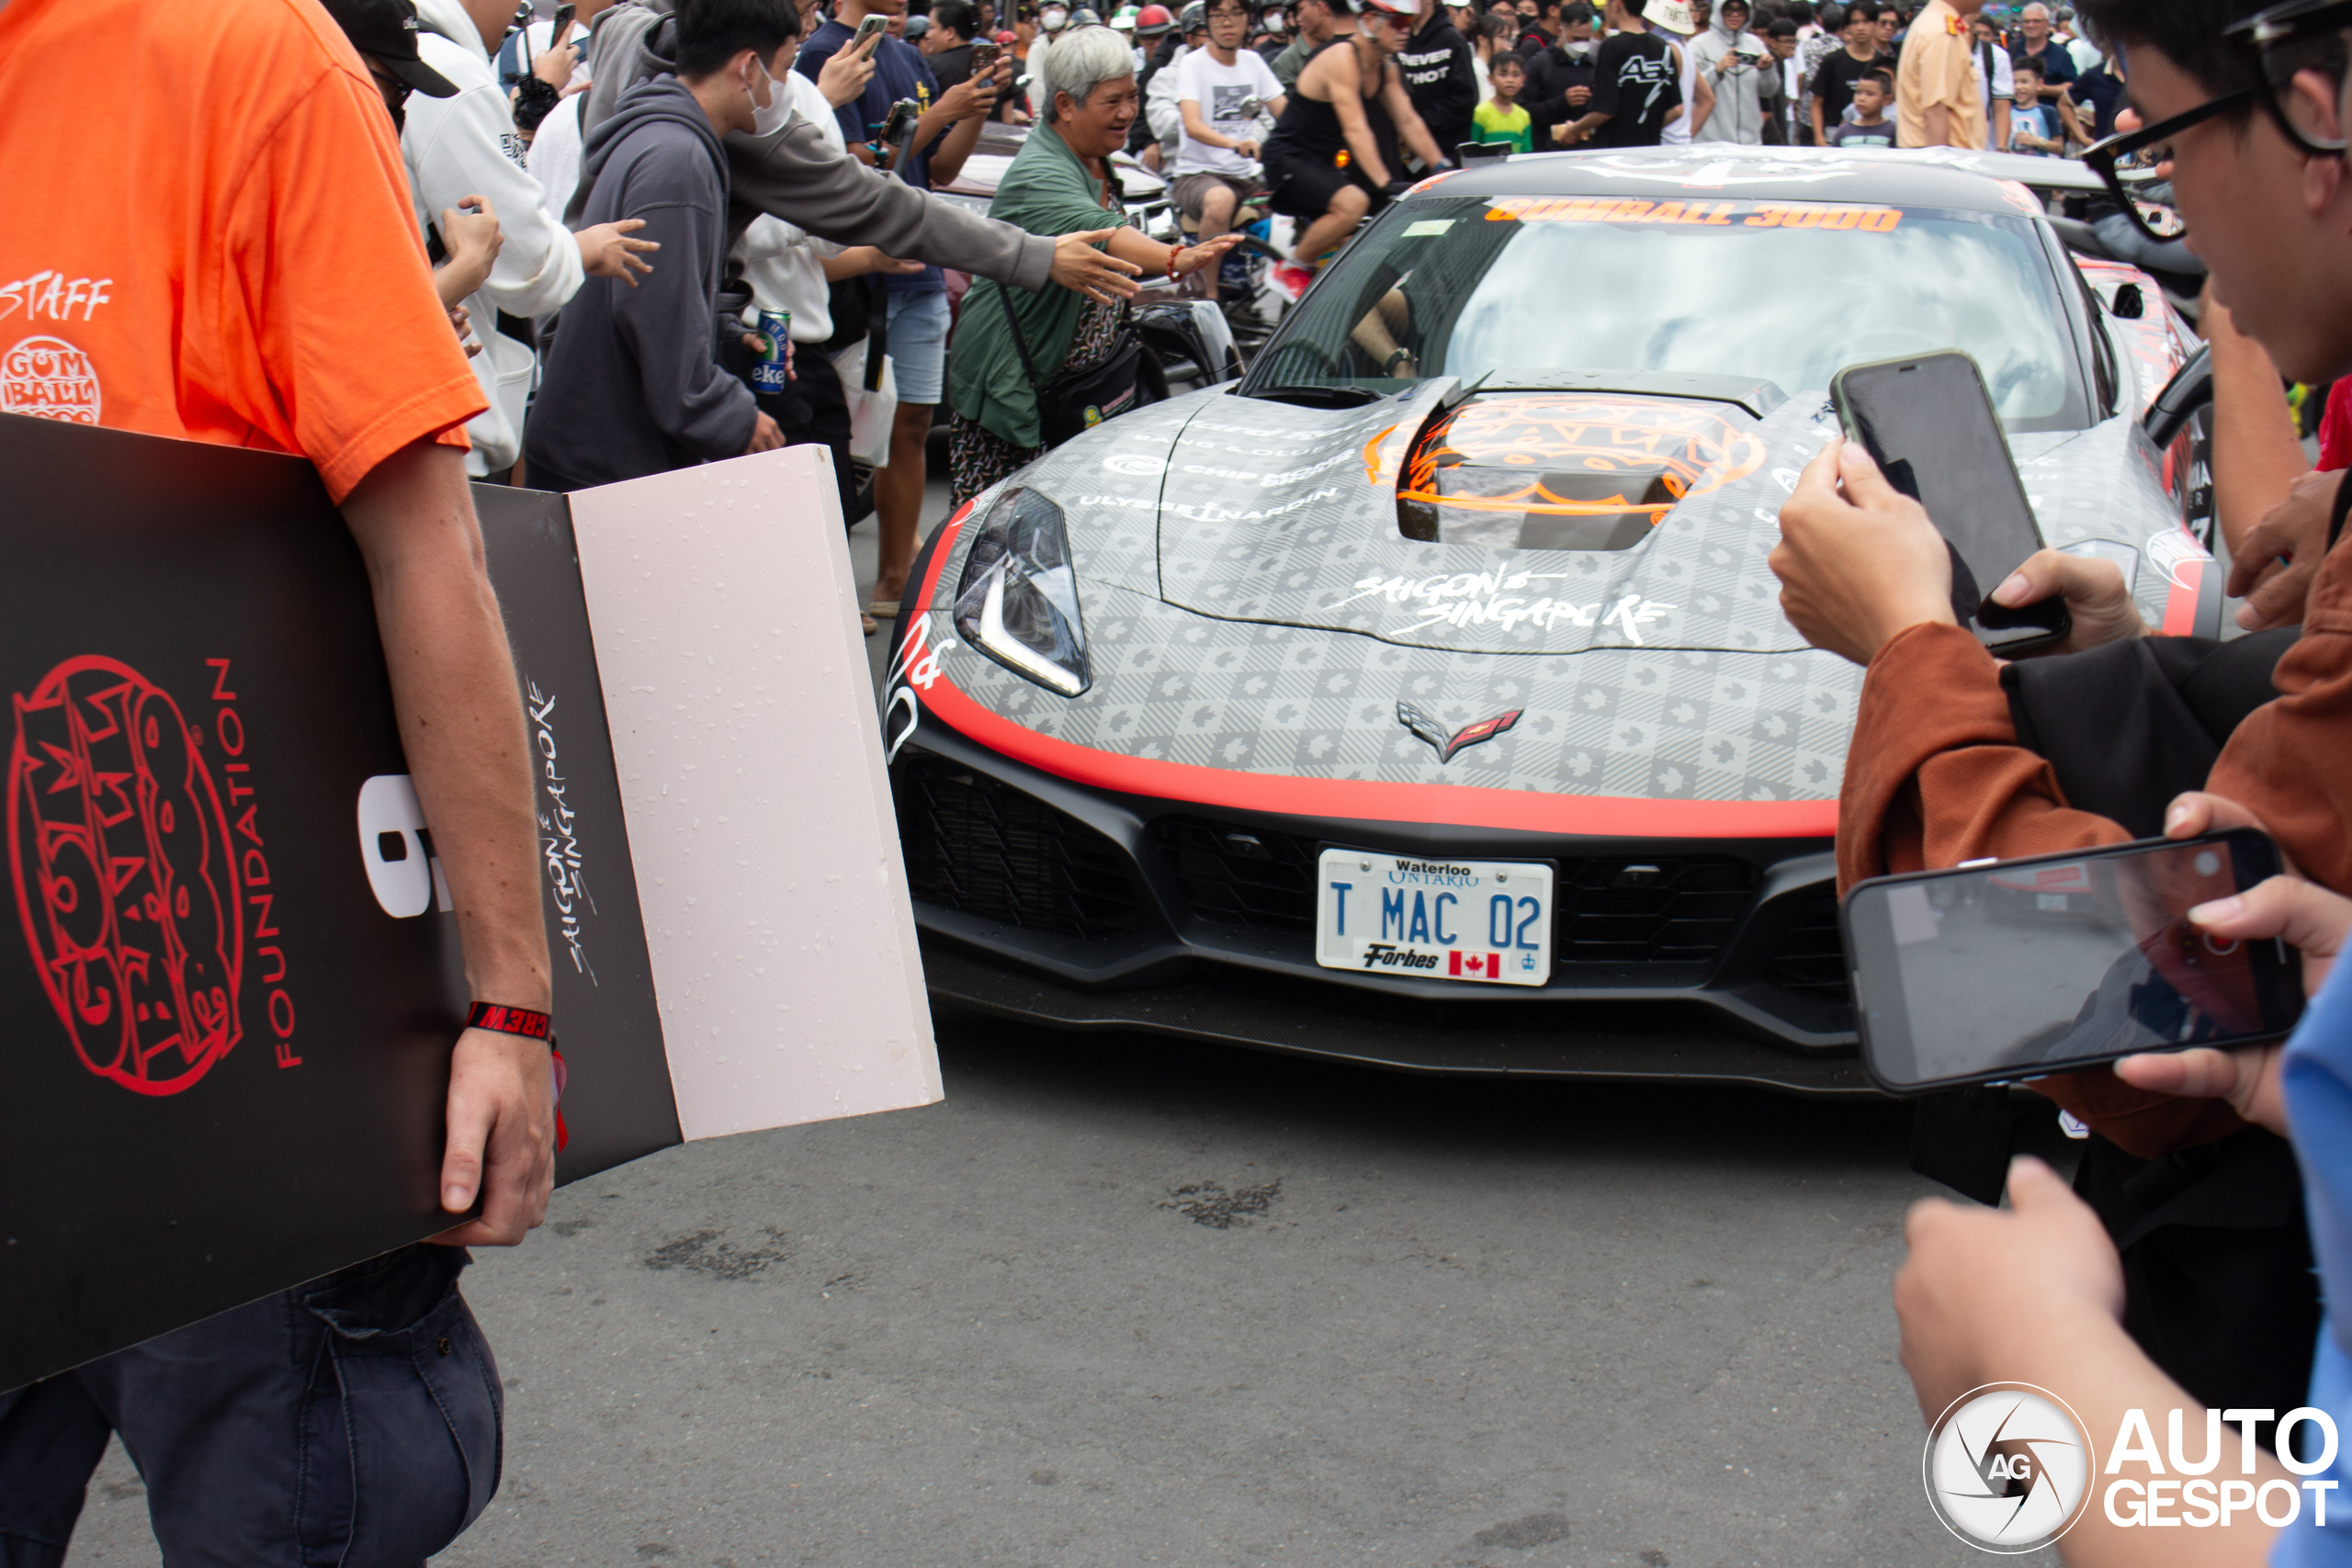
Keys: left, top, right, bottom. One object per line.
{"left": 64, "top": 470, "right": 2073, "bottom": 1567}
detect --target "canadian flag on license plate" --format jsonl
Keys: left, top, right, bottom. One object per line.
{"left": 1449, "top": 952, "right": 1501, "bottom": 978}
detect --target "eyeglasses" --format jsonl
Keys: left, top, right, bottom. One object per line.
{"left": 2084, "top": 0, "right": 2352, "bottom": 245}
{"left": 2081, "top": 87, "right": 2250, "bottom": 243}
{"left": 2226, "top": 0, "right": 2352, "bottom": 155}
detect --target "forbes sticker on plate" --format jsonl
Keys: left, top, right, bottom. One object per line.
{"left": 1314, "top": 849, "right": 1554, "bottom": 987}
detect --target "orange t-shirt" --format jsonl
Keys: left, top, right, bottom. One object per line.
{"left": 0, "top": 0, "right": 485, "bottom": 502}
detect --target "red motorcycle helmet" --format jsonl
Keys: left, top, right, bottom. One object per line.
{"left": 1136, "top": 3, "right": 1175, "bottom": 33}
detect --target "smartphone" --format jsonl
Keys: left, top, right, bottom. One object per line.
{"left": 968, "top": 37, "right": 1001, "bottom": 70}
{"left": 1830, "top": 350, "right": 2069, "bottom": 654}
{"left": 1843, "top": 829, "right": 2304, "bottom": 1094}
{"left": 553, "top": 1, "right": 576, "bottom": 30}
{"left": 854, "top": 12, "right": 891, "bottom": 46}
{"left": 879, "top": 96, "right": 922, "bottom": 166}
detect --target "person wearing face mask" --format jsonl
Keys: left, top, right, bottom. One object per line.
{"left": 525, "top": 0, "right": 801, "bottom": 491}
{"left": 1521, "top": 0, "right": 1596, "bottom": 142}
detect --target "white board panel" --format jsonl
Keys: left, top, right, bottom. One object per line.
{"left": 565, "top": 446, "right": 940, "bottom": 1139}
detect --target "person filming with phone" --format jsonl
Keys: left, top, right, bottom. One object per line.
{"left": 1770, "top": 0, "right": 2352, "bottom": 1551}
{"left": 1691, "top": 0, "right": 1768, "bottom": 141}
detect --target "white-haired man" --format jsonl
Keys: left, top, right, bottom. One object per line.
{"left": 2008, "top": 0, "right": 2074, "bottom": 107}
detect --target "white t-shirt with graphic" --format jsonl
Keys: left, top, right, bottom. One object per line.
{"left": 1170, "top": 46, "right": 1283, "bottom": 178}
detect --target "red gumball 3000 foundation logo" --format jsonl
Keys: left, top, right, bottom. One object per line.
{"left": 8, "top": 657, "right": 243, "bottom": 1094}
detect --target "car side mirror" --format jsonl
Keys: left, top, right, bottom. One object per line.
{"left": 2110, "top": 282, "right": 2145, "bottom": 320}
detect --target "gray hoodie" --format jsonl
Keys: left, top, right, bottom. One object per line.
{"left": 1691, "top": 14, "right": 1767, "bottom": 143}
{"left": 526, "top": 76, "right": 758, "bottom": 487}
{"left": 576, "top": 0, "right": 1057, "bottom": 290}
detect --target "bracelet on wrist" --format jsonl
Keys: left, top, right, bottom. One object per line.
{"left": 467, "top": 1000, "right": 551, "bottom": 1042}
{"left": 1167, "top": 243, "right": 1186, "bottom": 279}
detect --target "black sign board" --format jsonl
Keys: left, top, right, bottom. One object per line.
{"left": 0, "top": 414, "right": 674, "bottom": 1392}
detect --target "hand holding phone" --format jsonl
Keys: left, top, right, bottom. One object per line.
{"left": 968, "top": 38, "right": 1001, "bottom": 71}
{"left": 1844, "top": 830, "right": 2306, "bottom": 1094}
{"left": 854, "top": 12, "right": 891, "bottom": 48}
{"left": 878, "top": 95, "right": 922, "bottom": 167}
{"left": 1830, "top": 350, "right": 2068, "bottom": 654}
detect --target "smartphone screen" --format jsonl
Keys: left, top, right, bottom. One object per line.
{"left": 1831, "top": 351, "right": 2065, "bottom": 652}
{"left": 1844, "top": 831, "right": 2304, "bottom": 1093}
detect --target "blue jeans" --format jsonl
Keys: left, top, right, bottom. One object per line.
{"left": 0, "top": 1245, "right": 502, "bottom": 1568}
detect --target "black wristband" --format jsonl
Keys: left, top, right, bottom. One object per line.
{"left": 467, "top": 1001, "right": 551, "bottom": 1042}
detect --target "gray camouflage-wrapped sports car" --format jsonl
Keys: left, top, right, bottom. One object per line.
{"left": 881, "top": 146, "right": 2218, "bottom": 1095}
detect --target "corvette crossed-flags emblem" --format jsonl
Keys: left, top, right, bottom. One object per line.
{"left": 1396, "top": 702, "right": 1524, "bottom": 763}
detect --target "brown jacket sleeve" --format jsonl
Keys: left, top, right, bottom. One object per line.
{"left": 1838, "top": 622, "right": 2249, "bottom": 1157}
{"left": 2209, "top": 558, "right": 2352, "bottom": 894}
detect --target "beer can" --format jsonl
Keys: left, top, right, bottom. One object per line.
{"left": 751, "top": 308, "right": 792, "bottom": 394}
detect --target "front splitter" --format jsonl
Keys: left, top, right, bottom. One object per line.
{"left": 920, "top": 942, "right": 1881, "bottom": 1098}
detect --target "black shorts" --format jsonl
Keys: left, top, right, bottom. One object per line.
{"left": 1264, "top": 148, "right": 1362, "bottom": 220}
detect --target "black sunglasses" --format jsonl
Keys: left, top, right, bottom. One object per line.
{"left": 2080, "top": 85, "right": 2250, "bottom": 243}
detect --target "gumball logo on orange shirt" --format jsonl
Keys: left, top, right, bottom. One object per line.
{"left": 1, "top": 335, "right": 102, "bottom": 424}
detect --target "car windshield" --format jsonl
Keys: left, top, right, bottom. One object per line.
{"left": 1243, "top": 194, "right": 2089, "bottom": 430}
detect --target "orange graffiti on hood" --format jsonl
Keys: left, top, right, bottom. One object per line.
{"left": 1400, "top": 392, "right": 1768, "bottom": 521}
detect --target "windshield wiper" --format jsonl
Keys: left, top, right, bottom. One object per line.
{"left": 1240, "top": 383, "right": 1385, "bottom": 408}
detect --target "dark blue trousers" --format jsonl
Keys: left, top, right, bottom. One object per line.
{"left": 0, "top": 1245, "right": 502, "bottom": 1567}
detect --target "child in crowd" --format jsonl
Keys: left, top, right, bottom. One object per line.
{"left": 2006, "top": 58, "right": 2061, "bottom": 153}
{"left": 1474, "top": 50, "right": 1533, "bottom": 152}
{"left": 1823, "top": 67, "right": 1893, "bottom": 146}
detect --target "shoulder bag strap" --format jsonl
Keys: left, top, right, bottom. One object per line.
{"left": 996, "top": 283, "right": 1046, "bottom": 390}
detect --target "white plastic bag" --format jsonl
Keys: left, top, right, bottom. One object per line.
{"left": 836, "top": 342, "right": 899, "bottom": 468}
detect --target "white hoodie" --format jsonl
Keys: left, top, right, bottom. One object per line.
{"left": 408, "top": 0, "right": 587, "bottom": 474}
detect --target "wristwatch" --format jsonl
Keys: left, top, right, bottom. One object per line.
{"left": 1383, "top": 346, "right": 1413, "bottom": 375}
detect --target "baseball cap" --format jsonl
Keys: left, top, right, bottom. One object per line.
{"left": 318, "top": 0, "right": 460, "bottom": 97}
{"left": 1356, "top": 0, "right": 1418, "bottom": 19}
{"left": 1646, "top": 0, "right": 1696, "bottom": 31}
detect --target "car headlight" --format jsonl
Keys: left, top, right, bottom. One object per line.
{"left": 952, "top": 488, "right": 1091, "bottom": 696}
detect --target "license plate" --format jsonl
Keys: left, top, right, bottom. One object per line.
{"left": 1313, "top": 849, "right": 1553, "bottom": 986}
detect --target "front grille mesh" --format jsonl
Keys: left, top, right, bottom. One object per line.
{"left": 1153, "top": 817, "right": 1317, "bottom": 931}
{"left": 1761, "top": 885, "right": 1852, "bottom": 1005}
{"left": 1554, "top": 857, "right": 1758, "bottom": 965}
{"left": 894, "top": 751, "right": 1144, "bottom": 941}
